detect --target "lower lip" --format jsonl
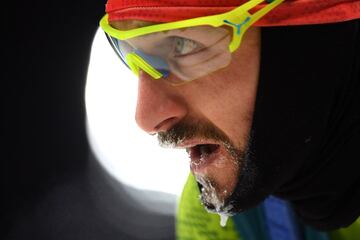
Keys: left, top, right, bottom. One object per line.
{"left": 190, "top": 147, "right": 221, "bottom": 173}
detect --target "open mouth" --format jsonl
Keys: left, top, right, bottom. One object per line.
{"left": 187, "top": 144, "right": 220, "bottom": 172}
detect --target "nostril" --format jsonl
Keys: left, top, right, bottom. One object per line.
{"left": 154, "top": 117, "right": 179, "bottom": 132}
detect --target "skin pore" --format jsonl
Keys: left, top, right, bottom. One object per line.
{"left": 111, "top": 19, "right": 261, "bottom": 214}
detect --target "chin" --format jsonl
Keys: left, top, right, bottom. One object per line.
{"left": 196, "top": 145, "right": 269, "bottom": 216}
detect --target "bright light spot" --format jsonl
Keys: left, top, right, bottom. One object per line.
{"left": 85, "top": 29, "right": 189, "bottom": 196}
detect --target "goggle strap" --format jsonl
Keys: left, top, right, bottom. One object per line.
{"left": 248, "top": 0, "right": 284, "bottom": 25}
{"left": 226, "top": 0, "right": 284, "bottom": 52}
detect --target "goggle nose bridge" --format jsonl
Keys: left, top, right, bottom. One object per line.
{"left": 125, "top": 50, "right": 170, "bottom": 80}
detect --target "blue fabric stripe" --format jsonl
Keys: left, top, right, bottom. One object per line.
{"left": 263, "top": 196, "right": 303, "bottom": 240}
{"left": 233, "top": 196, "right": 331, "bottom": 240}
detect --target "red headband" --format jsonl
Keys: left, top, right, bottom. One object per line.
{"left": 106, "top": 0, "right": 360, "bottom": 26}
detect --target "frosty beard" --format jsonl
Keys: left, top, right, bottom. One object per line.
{"left": 158, "top": 119, "right": 268, "bottom": 218}
{"left": 194, "top": 140, "right": 260, "bottom": 216}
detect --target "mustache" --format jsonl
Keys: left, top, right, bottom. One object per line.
{"left": 157, "top": 118, "right": 232, "bottom": 148}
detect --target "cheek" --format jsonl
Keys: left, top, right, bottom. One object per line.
{"left": 177, "top": 28, "right": 260, "bottom": 145}
{"left": 189, "top": 64, "right": 258, "bottom": 146}
{"left": 205, "top": 155, "right": 240, "bottom": 200}
{"left": 206, "top": 38, "right": 260, "bottom": 141}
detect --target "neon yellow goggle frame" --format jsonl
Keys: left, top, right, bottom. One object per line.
{"left": 100, "top": 0, "right": 284, "bottom": 83}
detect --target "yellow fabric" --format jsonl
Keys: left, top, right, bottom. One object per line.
{"left": 330, "top": 217, "right": 360, "bottom": 240}
{"left": 176, "top": 174, "right": 241, "bottom": 240}
{"left": 176, "top": 174, "right": 360, "bottom": 240}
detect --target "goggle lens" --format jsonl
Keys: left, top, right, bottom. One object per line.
{"left": 106, "top": 34, "right": 170, "bottom": 79}
{"left": 105, "top": 25, "right": 233, "bottom": 84}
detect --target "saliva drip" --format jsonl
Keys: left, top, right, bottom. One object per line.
{"left": 219, "top": 213, "right": 229, "bottom": 227}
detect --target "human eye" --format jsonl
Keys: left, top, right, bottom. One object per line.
{"left": 172, "top": 37, "right": 203, "bottom": 57}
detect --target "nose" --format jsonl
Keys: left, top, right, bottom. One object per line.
{"left": 135, "top": 71, "right": 187, "bottom": 134}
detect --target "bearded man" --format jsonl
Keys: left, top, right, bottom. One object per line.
{"left": 99, "top": 0, "right": 360, "bottom": 239}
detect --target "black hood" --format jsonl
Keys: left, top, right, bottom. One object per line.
{"left": 246, "top": 19, "right": 360, "bottom": 231}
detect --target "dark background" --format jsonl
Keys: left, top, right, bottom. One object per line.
{"left": 3, "top": 1, "right": 175, "bottom": 239}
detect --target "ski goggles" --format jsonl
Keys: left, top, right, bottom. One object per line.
{"left": 100, "top": 0, "right": 284, "bottom": 85}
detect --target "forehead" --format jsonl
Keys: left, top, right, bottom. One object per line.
{"left": 113, "top": 25, "right": 230, "bottom": 52}
{"left": 109, "top": 19, "right": 231, "bottom": 41}
{"left": 110, "top": 19, "right": 232, "bottom": 34}
{"left": 110, "top": 19, "right": 158, "bottom": 31}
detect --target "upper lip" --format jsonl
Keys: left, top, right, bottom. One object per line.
{"left": 174, "top": 139, "right": 220, "bottom": 149}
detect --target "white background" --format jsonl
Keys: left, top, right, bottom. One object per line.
{"left": 85, "top": 29, "right": 189, "bottom": 196}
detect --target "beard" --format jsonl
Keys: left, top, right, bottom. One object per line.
{"left": 157, "top": 118, "right": 268, "bottom": 217}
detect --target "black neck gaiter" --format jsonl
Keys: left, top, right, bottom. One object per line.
{"left": 245, "top": 19, "right": 360, "bottom": 231}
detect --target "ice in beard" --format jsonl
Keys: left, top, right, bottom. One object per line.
{"left": 195, "top": 174, "right": 232, "bottom": 227}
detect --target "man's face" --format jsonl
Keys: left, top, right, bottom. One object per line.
{"left": 113, "top": 21, "right": 261, "bottom": 215}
